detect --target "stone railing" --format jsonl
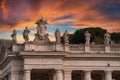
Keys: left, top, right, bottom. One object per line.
{"left": 12, "top": 43, "right": 120, "bottom": 53}
{"left": 69, "top": 44, "right": 84, "bottom": 53}
{"left": 69, "top": 44, "right": 120, "bottom": 53}
{"left": 90, "top": 45, "right": 105, "bottom": 53}
{"left": 110, "top": 45, "right": 120, "bottom": 53}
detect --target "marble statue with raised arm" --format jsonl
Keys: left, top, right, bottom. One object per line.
{"left": 85, "top": 31, "right": 91, "bottom": 45}
{"left": 62, "top": 30, "right": 69, "bottom": 44}
{"left": 104, "top": 32, "right": 111, "bottom": 45}
{"left": 23, "top": 27, "right": 30, "bottom": 43}
{"left": 11, "top": 29, "right": 17, "bottom": 43}
{"left": 54, "top": 28, "right": 61, "bottom": 43}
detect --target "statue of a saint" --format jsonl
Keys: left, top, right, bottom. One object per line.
{"left": 54, "top": 28, "right": 61, "bottom": 43}
{"left": 62, "top": 30, "right": 69, "bottom": 44}
{"left": 11, "top": 29, "right": 17, "bottom": 43}
{"left": 104, "top": 32, "right": 111, "bottom": 45}
{"left": 85, "top": 31, "right": 91, "bottom": 45}
{"left": 23, "top": 27, "right": 30, "bottom": 42}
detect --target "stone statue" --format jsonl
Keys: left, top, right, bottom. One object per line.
{"left": 36, "top": 17, "right": 47, "bottom": 39}
{"left": 104, "top": 32, "right": 111, "bottom": 45}
{"left": 11, "top": 29, "right": 17, "bottom": 43}
{"left": 62, "top": 30, "right": 69, "bottom": 44}
{"left": 34, "top": 17, "right": 50, "bottom": 43}
{"left": 23, "top": 27, "right": 30, "bottom": 43}
{"left": 85, "top": 31, "right": 91, "bottom": 45}
{"left": 54, "top": 28, "right": 61, "bottom": 43}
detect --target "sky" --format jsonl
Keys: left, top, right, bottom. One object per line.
{"left": 0, "top": 0, "right": 120, "bottom": 42}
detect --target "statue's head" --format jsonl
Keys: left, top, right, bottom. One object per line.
{"left": 13, "top": 29, "right": 16, "bottom": 32}
{"left": 25, "top": 27, "right": 28, "bottom": 29}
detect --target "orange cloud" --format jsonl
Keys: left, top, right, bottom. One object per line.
{"left": 0, "top": 0, "right": 8, "bottom": 20}
{"left": 0, "top": 0, "right": 120, "bottom": 32}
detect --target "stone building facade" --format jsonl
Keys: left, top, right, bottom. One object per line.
{"left": 0, "top": 18, "right": 120, "bottom": 80}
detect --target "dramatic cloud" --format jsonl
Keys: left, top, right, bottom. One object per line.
{"left": 0, "top": 0, "right": 120, "bottom": 41}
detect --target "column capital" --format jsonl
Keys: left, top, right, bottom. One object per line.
{"left": 56, "top": 69, "right": 63, "bottom": 80}
{"left": 84, "top": 70, "right": 92, "bottom": 80}
{"left": 105, "top": 70, "right": 112, "bottom": 75}
{"left": 64, "top": 70, "right": 72, "bottom": 80}
{"left": 105, "top": 71, "right": 112, "bottom": 80}
{"left": 105, "top": 70, "right": 113, "bottom": 72}
{"left": 24, "top": 69, "right": 31, "bottom": 80}
{"left": 84, "top": 70, "right": 92, "bottom": 72}
{"left": 56, "top": 69, "right": 63, "bottom": 72}
{"left": 64, "top": 69, "right": 72, "bottom": 73}
{"left": 23, "top": 69, "right": 31, "bottom": 71}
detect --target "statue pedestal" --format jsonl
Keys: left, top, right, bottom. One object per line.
{"left": 24, "top": 42, "right": 55, "bottom": 52}
{"left": 33, "top": 33, "right": 50, "bottom": 44}
{"left": 12, "top": 44, "right": 24, "bottom": 52}
{"left": 105, "top": 45, "right": 110, "bottom": 53}
{"left": 24, "top": 43, "right": 34, "bottom": 51}
{"left": 85, "top": 45, "right": 90, "bottom": 53}
{"left": 55, "top": 43, "right": 64, "bottom": 51}
{"left": 64, "top": 44, "right": 69, "bottom": 52}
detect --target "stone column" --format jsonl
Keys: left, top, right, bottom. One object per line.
{"left": 56, "top": 70, "right": 63, "bottom": 80}
{"left": 53, "top": 71, "right": 56, "bottom": 80}
{"left": 10, "top": 71, "right": 19, "bottom": 80}
{"left": 64, "top": 70, "right": 72, "bottom": 80}
{"left": 8, "top": 74, "right": 11, "bottom": 80}
{"left": 105, "top": 71, "right": 112, "bottom": 80}
{"left": 24, "top": 70, "right": 31, "bottom": 80}
{"left": 49, "top": 73, "right": 52, "bottom": 80}
{"left": 84, "top": 71, "right": 91, "bottom": 80}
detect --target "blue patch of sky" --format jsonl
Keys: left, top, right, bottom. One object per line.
{"left": 47, "top": 21, "right": 78, "bottom": 33}
{"left": 17, "top": 29, "right": 23, "bottom": 34}
{"left": 0, "top": 31, "right": 12, "bottom": 39}
{"left": 2, "top": 21, "right": 78, "bottom": 39}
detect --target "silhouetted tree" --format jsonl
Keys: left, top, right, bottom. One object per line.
{"left": 111, "top": 32, "right": 120, "bottom": 43}
{"left": 69, "top": 27, "right": 107, "bottom": 44}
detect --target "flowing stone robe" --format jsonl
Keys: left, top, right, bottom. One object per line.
{"left": 62, "top": 30, "right": 69, "bottom": 44}
{"left": 104, "top": 32, "right": 111, "bottom": 45}
{"left": 23, "top": 27, "right": 30, "bottom": 42}
{"left": 11, "top": 29, "right": 17, "bottom": 43}
{"left": 54, "top": 28, "right": 61, "bottom": 43}
{"left": 85, "top": 31, "right": 91, "bottom": 45}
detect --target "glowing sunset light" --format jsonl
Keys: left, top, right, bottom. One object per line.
{"left": 0, "top": 0, "right": 120, "bottom": 42}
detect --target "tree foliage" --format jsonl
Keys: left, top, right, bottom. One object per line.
{"left": 69, "top": 27, "right": 120, "bottom": 44}
{"left": 111, "top": 32, "right": 120, "bottom": 43}
{"left": 69, "top": 27, "right": 107, "bottom": 44}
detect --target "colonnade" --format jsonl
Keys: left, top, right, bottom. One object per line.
{"left": 24, "top": 69, "right": 113, "bottom": 80}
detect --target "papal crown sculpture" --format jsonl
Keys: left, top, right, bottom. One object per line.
{"left": 11, "top": 17, "right": 112, "bottom": 45}
{"left": 34, "top": 18, "right": 50, "bottom": 43}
